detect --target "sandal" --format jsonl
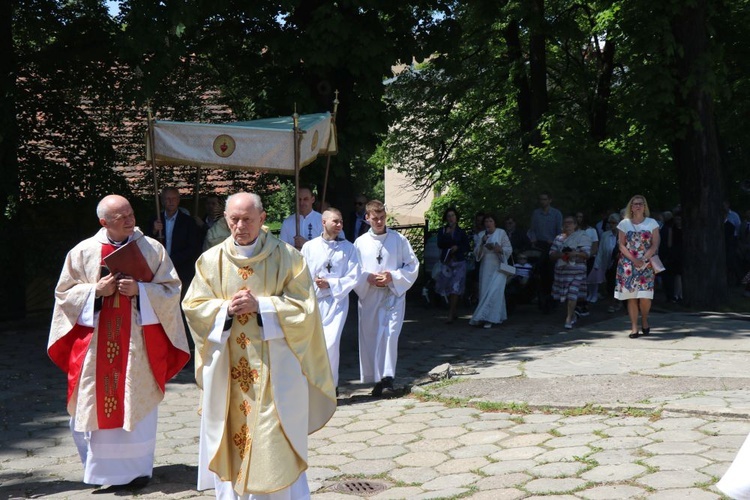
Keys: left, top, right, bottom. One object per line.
{"left": 628, "top": 332, "right": 641, "bottom": 339}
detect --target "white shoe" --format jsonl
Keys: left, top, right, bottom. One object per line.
{"left": 483, "top": 323, "right": 492, "bottom": 329}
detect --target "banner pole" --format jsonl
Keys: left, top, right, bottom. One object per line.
{"left": 147, "top": 106, "right": 163, "bottom": 241}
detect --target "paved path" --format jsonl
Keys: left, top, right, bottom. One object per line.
{"left": 2, "top": 297, "right": 750, "bottom": 499}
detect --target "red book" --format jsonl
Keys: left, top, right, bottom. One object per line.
{"left": 103, "top": 241, "right": 155, "bottom": 282}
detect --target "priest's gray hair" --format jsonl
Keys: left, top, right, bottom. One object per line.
{"left": 226, "top": 192, "right": 264, "bottom": 212}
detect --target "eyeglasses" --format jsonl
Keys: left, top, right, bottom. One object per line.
{"left": 632, "top": 202, "right": 644, "bottom": 206}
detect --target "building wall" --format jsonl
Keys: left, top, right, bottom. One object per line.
{"left": 384, "top": 166, "right": 433, "bottom": 225}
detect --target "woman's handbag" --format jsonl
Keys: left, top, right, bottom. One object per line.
{"left": 649, "top": 255, "right": 666, "bottom": 274}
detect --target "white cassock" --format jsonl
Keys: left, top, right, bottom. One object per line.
{"left": 354, "top": 229, "right": 419, "bottom": 383}
{"left": 301, "top": 236, "right": 361, "bottom": 386}
{"left": 279, "top": 211, "right": 323, "bottom": 247}
{"left": 718, "top": 432, "right": 750, "bottom": 499}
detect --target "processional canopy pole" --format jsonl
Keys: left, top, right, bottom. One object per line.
{"left": 293, "top": 105, "right": 301, "bottom": 239}
{"left": 320, "top": 90, "right": 339, "bottom": 208}
{"left": 147, "top": 105, "right": 163, "bottom": 241}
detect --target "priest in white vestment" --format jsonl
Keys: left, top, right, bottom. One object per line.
{"left": 301, "top": 208, "right": 361, "bottom": 388}
{"left": 48, "top": 195, "right": 190, "bottom": 491}
{"left": 353, "top": 200, "right": 419, "bottom": 397}
{"left": 182, "top": 192, "right": 336, "bottom": 499}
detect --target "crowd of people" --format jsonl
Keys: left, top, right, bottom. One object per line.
{"left": 428, "top": 192, "right": 749, "bottom": 335}
{"left": 47, "top": 188, "right": 420, "bottom": 498}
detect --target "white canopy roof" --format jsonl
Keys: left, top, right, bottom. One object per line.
{"left": 147, "top": 112, "right": 337, "bottom": 174}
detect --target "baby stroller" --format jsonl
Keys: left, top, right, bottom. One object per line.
{"left": 505, "top": 250, "right": 540, "bottom": 315}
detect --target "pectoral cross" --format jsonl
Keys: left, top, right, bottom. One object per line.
{"left": 325, "top": 260, "right": 333, "bottom": 273}
{"left": 376, "top": 252, "right": 383, "bottom": 264}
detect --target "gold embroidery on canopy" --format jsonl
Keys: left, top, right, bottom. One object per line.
{"left": 236, "top": 332, "right": 251, "bottom": 349}
{"left": 231, "top": 357, "right": 259, "bottom": 392}
{"left": 238, "top": 266, "right": 254, "bottom": 279}
{"left": 233, "top": 423, "right": 252, "bottom": 459}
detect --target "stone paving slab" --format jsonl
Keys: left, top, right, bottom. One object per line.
{"left": 3, "top": 303, "right": 750, "bottom": 498}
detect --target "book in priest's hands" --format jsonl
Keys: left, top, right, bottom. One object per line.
{"left": 103, "top": 241, "right": 154, "bottom": 282}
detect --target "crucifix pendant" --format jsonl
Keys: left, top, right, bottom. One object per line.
{"left": 376, "top": 252, "right": 383, "bottom": 264}
{"left": 325, "top": 260, "right": 333, "bottom": 273}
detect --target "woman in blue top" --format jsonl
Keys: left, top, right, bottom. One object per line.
{"left": 435, "top": 207, "right": 471, "bottom": 323}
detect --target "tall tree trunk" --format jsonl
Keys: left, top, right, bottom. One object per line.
{"left": 528, "top": 0, "right": 548, "bottom": 147}
{"left": 504, "top": 21, "right": 534, "bottom": 149}
{"left": 590, "top": 39, "right": 615, "bottom": 142}
{"left": 0, "top": 0, "right": 26, "bottom": 320}
{"left": 671, "top": 0, "right": 727, "bottom": 308}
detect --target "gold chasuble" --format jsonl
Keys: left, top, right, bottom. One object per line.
{"left": 183, "top": 228, "right": 336, "bottom": 495}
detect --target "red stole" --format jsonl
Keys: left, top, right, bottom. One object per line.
{"left": 94, "top": 243, "right": 131, "bottom": 429}
{"left": 48, "top": 241, "right": 190, "bottom": 430}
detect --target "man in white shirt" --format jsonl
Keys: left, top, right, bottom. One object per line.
{"left": 301, "top": 208, "right": 360, "bottom": 390}
{"left": 279, "top": 187, "right": 322, "bottom": 250}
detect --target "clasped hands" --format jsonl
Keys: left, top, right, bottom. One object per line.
{"left": 228, "top": 289, "right": 259, "bottom": 316}
{"left": 367, "top": 271, "right": 392, "bottom": 288}
{"left": 314, "top": 276, "right": 330, "bottom": 289}
{"left": 96, "top": 273, "right": 139, "bottom": 297}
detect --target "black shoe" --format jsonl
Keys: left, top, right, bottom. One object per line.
{"left": 93, "top": 476, "right": 150, "bottom": 494}
{"left": 381, "top": 376, "right": 394, "bottom": 389}
{"left": 575, "top": 306, "right": 590, "bottom": 317}
{"left": 641, "top": 327, "right": 651, "bottom": 336}
{"left": 371, "top": 382, "right": 384, "bottom": 397}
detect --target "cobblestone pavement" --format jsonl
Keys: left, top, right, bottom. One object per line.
{"left": 2, "top": 296, "right": 749, "bottom": 499}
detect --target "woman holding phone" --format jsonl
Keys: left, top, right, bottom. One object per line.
{"left": 469, "top": 213, "right": 513, "bottom": 329}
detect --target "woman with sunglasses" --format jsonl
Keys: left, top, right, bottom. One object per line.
{"left": 614, "top": 195, "right": 661, "bottom": 338}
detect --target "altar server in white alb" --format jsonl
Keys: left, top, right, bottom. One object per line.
{"left": 301, "top": 208, "right": 361, "bottom": 389}
{"left": 279, "top": 186, "right": 323, "bottom": 250}
{"left": 354, "top": 200, "right": 419, "bottom": 397}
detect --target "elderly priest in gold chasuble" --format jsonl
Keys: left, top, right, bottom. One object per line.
{"left": 47, "top": 195, "right": 190, "bottom": 491}
{"left": 182, "top": 192, "right": 336, "bottom": 499}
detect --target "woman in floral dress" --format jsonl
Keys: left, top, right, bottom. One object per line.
{"left": 614, "top": 195, "right": 661, "bottom": 338}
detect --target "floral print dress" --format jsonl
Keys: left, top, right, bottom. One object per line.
{"left": 614, "top": 217, "right": 659, "bottom": 300}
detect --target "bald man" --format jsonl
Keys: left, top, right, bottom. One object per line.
{"left": 301, "top": 208, "right": 361, "bottom": 389}
{"left": 183, "top": 192, "right": 336, "bottom": 498}
{"left": 48, "top": 195, "right": 190, "bottom": 492}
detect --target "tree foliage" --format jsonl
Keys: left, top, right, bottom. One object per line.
{"left": 376, "top": 0, "right": 748, "bottom": 307}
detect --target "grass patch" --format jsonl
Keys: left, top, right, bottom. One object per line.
{"left": 634, "top": 459, "right": 659, "bottom": 474}
{"left": 549, "top": 428, "right": 562, "bottom": 437}
{"left": 562, "top": 403, "right": 609, "bottom": 416}
{"left": 415, "top": 390, "right": 532, "bottom": 414}
{"left": 694, "top": 475, "right": 719, "bottom": 489}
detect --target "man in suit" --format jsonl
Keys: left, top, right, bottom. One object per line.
{"left": 346, "top": 194, "right": 370, "bottom": 243}
{"left": 148, "top": 187, "right": 202, "bottom": 293}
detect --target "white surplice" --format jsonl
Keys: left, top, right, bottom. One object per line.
{"left": 353, "top": 229, "right": 419, "bottom": 383}
{"left": 301, "top": 236, "right": 361, "bottom": 386}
